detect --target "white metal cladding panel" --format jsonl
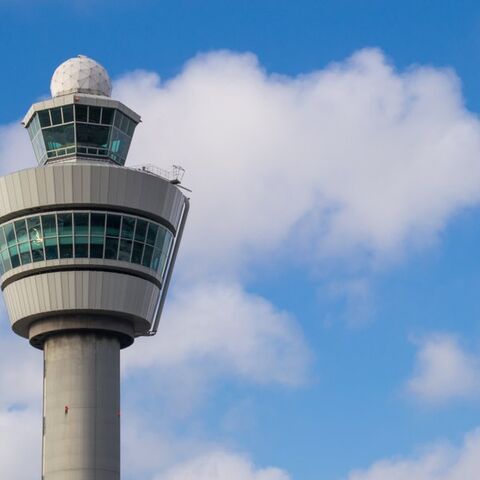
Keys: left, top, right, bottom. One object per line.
{"left": 4, "top": 271, "right": 160, "bottom": 334}
{"left": 0, "top": 164, "right": 185, "bottom": 230}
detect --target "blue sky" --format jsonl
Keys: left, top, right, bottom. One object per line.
{"left": 3, "top": 1, "right": 480, "bottom": 479}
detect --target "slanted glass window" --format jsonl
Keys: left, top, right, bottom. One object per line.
{"left": 109, "top": 128, "right": 131, "bottom": 162}
{"left": 38, "top": 110, "right": 51, "bottom": 128}
{"left": 104, "top": 237, "right": 119, "bottom": 259}
{"left": 101, "top": 108, "right": 114, "bottom": 125}
{"left": 90, "top": 235, "right": 104, "bottom": 258}
{"left": 131, "top": 241, "right": 144, "bottom": 264}
{"left": 32, "top": 103, "right": 137, "bottom": 165}
{"left": 118, "top": 239, "right": 133, "bottom": 261}
{"left": 76, "top": 124, "right": 110, "bottom": 149}
{"left": 142, "top": 245, "right": 153, "bottom": 267}
{"left": 62, "top": 105, "right": 74, "bottom": 123}
{"left": 74, "top": 235, "right": 88, "bottom": 258}
{"left": 2, "top": 250, "right": 11, "bottom": 271}
{"left": 134, "top": 219, "right": 147, "bottom": 242}
{"left": 45, "top": 237, "right": 58, "bottom": 260}
{"left": 50, "top": 108, "right": 62, "bottom": 126}
{"left": 0, "top": 211, "right": 174, "bottom": 276}
{"left": 75, "top": 105, "right": 88, "bottom": 122}
{"left": 89, "top": 107, "right": 101, "bottom": 124}
{"left": 0, "top": 228, "right": 6, "bottom": 251}
{"left": 19, "top": 241, "right": 32, "bottom": 265}
{"left": 14, "top": 220, "right": 28, "bottom": 243}
{"left": 28, "top": 217, "right": 44, "bottom": 262}
{"left": 59, "top": 236, "right": 73, "bottom": 258}
{"left": 57, "top": 213, "right": 72, "bottom": 236}
{"left": 42, "top": 215, "right": 57, "bottom": 237}
{"left": 91, "top": 213, "right": 105, "bottom": 236}
{"left": 120, "top": 216, "right": 135, "bottom": 239}
{"left": 74, "top": 213, "right": 89, "bottom": 235}
{"left": 146, "top": 224, "right": 158, "bottom": 245}
{"left": 5, "top": 224, "right": 16, "bottom": 247}
{"left": 43, "top": 124, "right": 75, "bottom": 151}
{"left": 106, "top": 215, "right": 121, "bottom": 237}
{"left": 9, "top": 245, "right": 20, "bottom": 268}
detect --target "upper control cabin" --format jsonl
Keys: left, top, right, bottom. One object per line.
{"left": 22, "top": 55, "right": 141, "bottom": 166}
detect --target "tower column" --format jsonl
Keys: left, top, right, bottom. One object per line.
{"left": 42, "top": 332, "right": 121, "bottom": 480}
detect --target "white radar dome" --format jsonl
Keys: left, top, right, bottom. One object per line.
{"left": 50, "top": 55, "right": 112, "bottom": 98}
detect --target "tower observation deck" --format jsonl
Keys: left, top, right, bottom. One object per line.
{"left": 0, "top": 56, "right": 189, "bottom": 480}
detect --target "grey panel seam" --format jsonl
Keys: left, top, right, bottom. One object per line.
{"left": 2, "top": 265, "right": 162, "bottom": 290}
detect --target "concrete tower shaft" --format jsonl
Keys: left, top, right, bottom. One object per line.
{"left": 43, "top": 333, "right": 121, "bottom": 480}
{"left": 0, "top": 56, "right": 189, "bottom": 480}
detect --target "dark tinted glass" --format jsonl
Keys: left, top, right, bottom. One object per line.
{"left": 19, "top": 242, "right": 32, "bottom": 265}
{"left": 62, "top": 105, "right": 74, "bottom": 123}
{"left": 27, "top": 216, "right": 41, "bottom": 238}
{"left": 57, "top": 213, "right": 72, "bottom": 235}
{"left": 5, "top": 224, "right": 16, "bottom": 247}
{"left": 43, "top": 124, "right": 75, "bottom": 151}
{"left": 38, "top": 110, "right": 51, "bottom": 127}
{"left": 121, "top": 216, "right": 135, "bottom": 239}
{"left": 14, "top": 220, "right": 27, "bottom": 243}
{"left": 142, "top": 245, "right": 153, "bottom": 268}
{"left": 75, "top": 105, "right": 88, "bottom": 122}
{"left": 120, "top": 115, "right": 129, "bottom": 133}
{"left": 0, "top": 212, "right": 169, "bottom": 274}
{"left": 31, "top": 239, "right": 44, "bottom": 262}
{"left": 1, "top": 250, "right": 11, "bottom": 271}
{"left": 134, "top": 220, "right": 147, "bottom": 242}
{"left": 155, "top": 229, "right": 166, "bottom": 250}
{"left": 101, "top": 108, "right": 114, "bottom": 125}
{"left": 127, "top": 120, "right": 135, "bottom": 137}
{"left": 90, "top": 213, "right": 105, "bottom": 236}
{"left": 118, "top": 239, "right": 132, "bottom": 261}
{"left": 109, "top": 129, "right": 131, "bottom": 159}
{"left": 9, "top": 246, "right": 20, "bottom": 268}
{"left": 74, "top": 236, "right": 88, "bottom": 258}
{"left": 104, "top": 237, "right": 119, "bottom": 259}
{"left": 74, "top": 213, "right": 89, "bottom": 235}
{"left": 42, "top": 215, "right": 57, "bottom": 237}
{"left": 114, "top": 111, "right": 122, "bottom": 128}
{"left": 88, "top": 106, "right": 101, "bottom": 123}
{"left": 106, "top": 215, "right": 121, "bottom": 237}
{"left": 59, "top": 236, "right": 73, "bottom": 258}
{"left": 131, "top": 242, "right": 144, "bottom": 264}
{"left": 146, "top": 224, "right": 158, "bottom": 245}
{"left": 50, "top": 108, "right": 62, "bottom": 125}
{"left": 90, "top": 236, "right": 104, "bottom": 258}
{"left": 152, "top": 248, "right": 162, "bottom": 271}
{"left": 0, "top": 228, "right": 6, "bottom": 251}
{"left": 76, "top": 124, "right": 110, "bottom": 148}
{"left": 28, "top": 217, "right": 43, "bottom": 253}
{"left": 44, "top": 238, "right": 58, "bottom": 260}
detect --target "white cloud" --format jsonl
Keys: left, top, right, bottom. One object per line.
{"left": 407, "top": 334, "right": 480, "bottom": 404}
{"left": 0, "top": 408, "right": 41, "bottom": 479}
{"left": 113, "top": 48, "right": 480, "bottom": 279}
{"left": 0, "top": 335, "right": 42, "bottom": 408}
{"left": 123, "top": 282, "right": 311, "bottom": 388}
{"left": 154, "top": 450, "right": 290, "bottom": 480}
{"left": 348, "top": 428, "right": 480, "bottom": 480}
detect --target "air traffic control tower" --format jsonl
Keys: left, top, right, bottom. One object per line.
{"left": 0, "top": 56, "right": 189, "bottom": 479}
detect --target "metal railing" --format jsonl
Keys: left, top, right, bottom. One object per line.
{"left": 129, "top": 163, "right": 185, "bottom": 184}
